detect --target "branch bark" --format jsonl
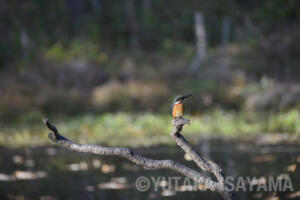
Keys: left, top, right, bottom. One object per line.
{"left": 43, "top": 118, "right": 234, "bottom": 200}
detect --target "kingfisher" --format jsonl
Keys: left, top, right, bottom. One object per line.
{"left": 171, "top": 94, "right": 192, "bottom": 119}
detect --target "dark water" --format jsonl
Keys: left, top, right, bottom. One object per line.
{"left": 0, "top": 139, "right": 299, "bottom": 200}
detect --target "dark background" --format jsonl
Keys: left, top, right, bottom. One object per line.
{"left": 0, "top": 1, "right": 300, "bottom": 200}
{"left": 1, "top": 0, "right": 300, "bottom": 117}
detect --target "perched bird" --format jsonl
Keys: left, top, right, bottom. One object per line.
{"left": 171, "top": 94, "right": 192, "bottom": 119}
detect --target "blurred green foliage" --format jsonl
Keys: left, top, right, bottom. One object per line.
{"left": 45, "top": 40, "right": 105, "bottom": 63}
{"left": 1, "top": 0, "right": 300, "bottom": 79}
{"left": 1, "top": 109, "right": 299, "bottom": 148}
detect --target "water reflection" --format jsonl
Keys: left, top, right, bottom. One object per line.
{"left": 0, "top": 171, "right": 47, "bottom": 181}
{"left": 0, "top": 140, "right": 299, "bottom": 200}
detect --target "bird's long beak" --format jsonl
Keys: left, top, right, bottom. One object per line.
{"left": 182, "top": 94, "right": 192, "bottom": 99}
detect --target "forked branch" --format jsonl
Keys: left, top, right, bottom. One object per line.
{"left": 43, "top": 118, "right": 233, "bottom": 200}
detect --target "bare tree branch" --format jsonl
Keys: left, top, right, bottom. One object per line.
{"left": 43, "top": 118, "right": 234, "bottom": 200}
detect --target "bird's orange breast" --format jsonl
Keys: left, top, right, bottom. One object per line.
{"left": 172, "top": 103, "right": 185, "bottom": 118}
